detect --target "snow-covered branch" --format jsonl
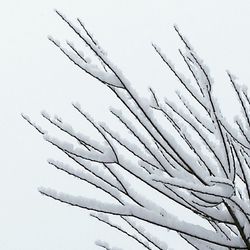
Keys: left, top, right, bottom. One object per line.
{"left": 23, "top": 11, "right": 250, "bottom": 250}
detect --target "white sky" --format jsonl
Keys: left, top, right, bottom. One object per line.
{"left": 1, "top": 0, "right": 250, "bottom": 249}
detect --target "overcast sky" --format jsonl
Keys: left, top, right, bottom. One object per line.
{"left": 1, "top": 1, "right": 250, "bottom": 249}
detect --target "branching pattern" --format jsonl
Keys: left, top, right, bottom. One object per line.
{"left": 24, "top": 10, "right": 250, "bottom": 249}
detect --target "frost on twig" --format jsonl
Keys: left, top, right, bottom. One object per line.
{"left": 23, "top": 11, "right": 250, "bottom": 250}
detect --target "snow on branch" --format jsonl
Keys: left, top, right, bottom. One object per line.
{"left": 91, "top": 213, "right": 152, "bottom": 250}
{"left": 48, "top": 35, "right": 123, "bottom": 89}
{"left": 23, "top": 11, "right": 250, "bottom": 250}
{"left": 39, "top": 187, "right": 131, "bottom": 215}
{"left": 95, "top": 240, "right": 123, "bottom": 250}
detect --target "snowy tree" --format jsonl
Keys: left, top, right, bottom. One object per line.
{"left": 23, "top": 10, "right": 250, "bottom": 249}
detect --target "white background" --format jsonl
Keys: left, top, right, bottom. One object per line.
{"left": 1, "top": 0, "right": 250, "bottom": 249}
